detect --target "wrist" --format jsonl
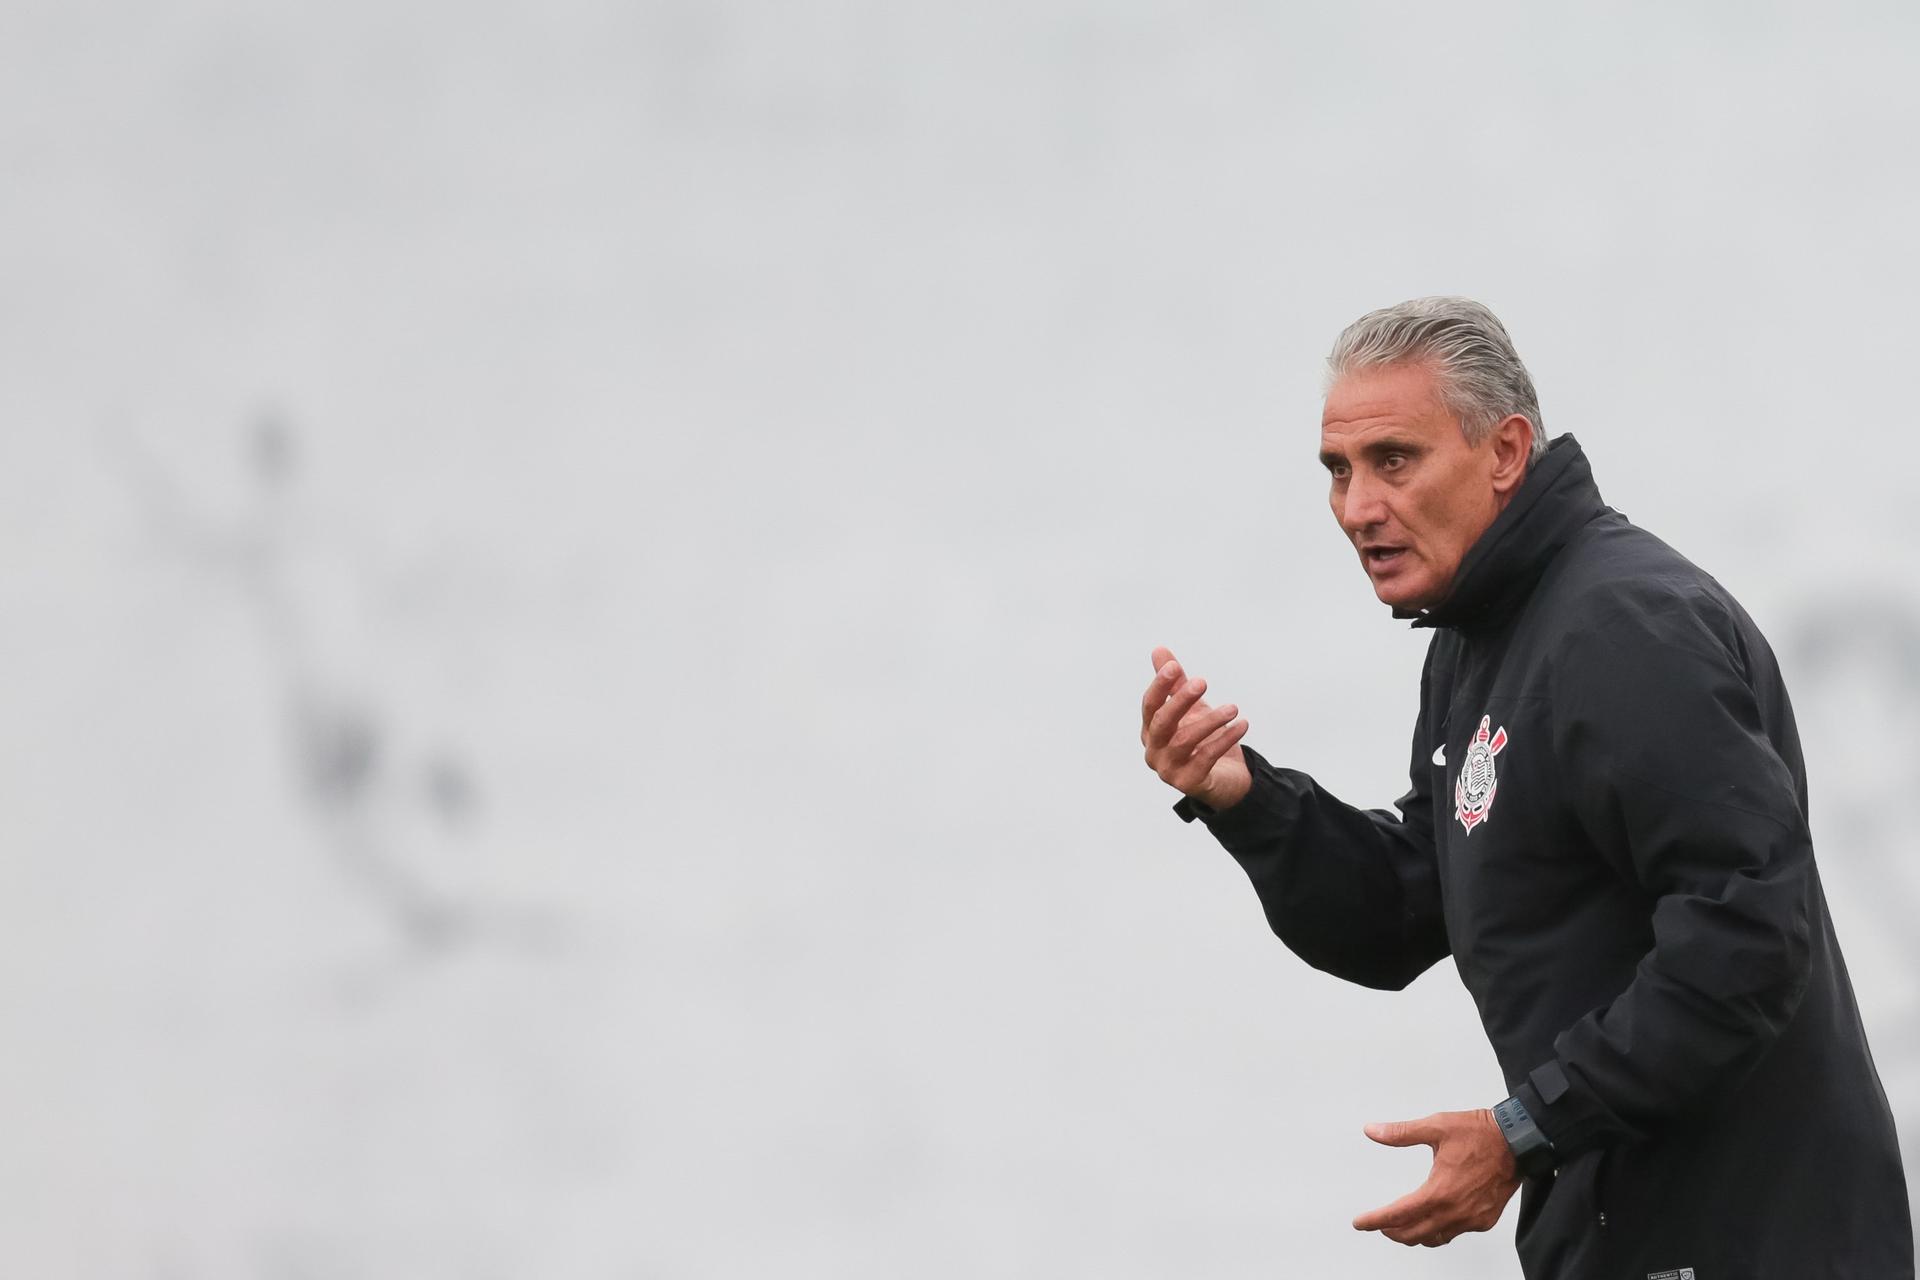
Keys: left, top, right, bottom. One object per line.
{"left": 1492, "top": 1095, "right": 1558, "bottom": 1178}
{"left": 1197, "top": 774, "right": 1251, "bottom": 813}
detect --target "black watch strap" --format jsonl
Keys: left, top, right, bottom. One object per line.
{"left": 1492, "top": 1095, "right": 1558, "bottom": 1177}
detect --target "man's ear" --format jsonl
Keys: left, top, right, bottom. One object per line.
{"left": 1489, "top": 415, "right": 1533, "bottom": 497}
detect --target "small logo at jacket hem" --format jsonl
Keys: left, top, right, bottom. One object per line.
{"left": 1647, "top": 1269, "right": 1695, "bottom": 1280}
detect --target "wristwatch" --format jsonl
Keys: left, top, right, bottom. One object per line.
{"left": 1492, "top": 1095, "right": 1558, "bottom": 1177}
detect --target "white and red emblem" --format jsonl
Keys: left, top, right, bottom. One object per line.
{"left": 1453, "top": 714, "right": 1509, "bottom": 835}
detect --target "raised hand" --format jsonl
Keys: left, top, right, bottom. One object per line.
{"left": 1141, "top": 645, "right": 1252, "bottom": 811}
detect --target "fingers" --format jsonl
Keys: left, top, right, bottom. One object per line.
{"left": 1140, "top": 662, "right": 1185, "bottom": 735}
{"left": 1386, "top": 1218, "right": 1462, "bottom": 1247}
{"left": 1355, "top": 1191, "right": 1465, "bottom": 1244}
{"left": 1188, "top": 709, "right": 1250, "bottom": 769}
{"left": 1145, "top": 672, "right": 1209, "bottom": 749}
{"left": 1364, "top": 1117, "right": 1442, "bottom": 1148}
{"left": 1140, "top": 652, "right": 1186, "bottom": 736}
{"left": 1354, "top": 1192, "right": 1459, "bottom": 1247}
{"left": 1149, "top": 694, "right": 1243, "bottom": 790}
{"left": 1151, "top": 679, "right": 1224, "bottom": 746}
{"left": 1351, "top": 1187, "right": 1428, "bottom": 1233}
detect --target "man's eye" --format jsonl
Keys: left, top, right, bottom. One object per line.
{"left": 1382, "top": 453, "right": 1408, "bottom": 471}
{"left": 1329, "top": 464, "right": 1350, "bottom": 480}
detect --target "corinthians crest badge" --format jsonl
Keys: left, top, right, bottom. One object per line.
{"left": 1453, "top": 714, "right": 1509, "bottom": 835}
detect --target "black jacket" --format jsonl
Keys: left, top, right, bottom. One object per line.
{"left": 1173, "top": 435, "right": 1912, "bottom": 1277}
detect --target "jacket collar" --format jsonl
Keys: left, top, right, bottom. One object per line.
{"left": 1401, "top": 434, "right": 1607, "bottom": 631}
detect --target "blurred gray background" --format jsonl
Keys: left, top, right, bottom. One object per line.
{"left": 4, "top": 1, "right": 1918, "bottom": 1276}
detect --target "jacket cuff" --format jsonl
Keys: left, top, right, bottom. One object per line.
{"left": 1511, "top": 1059, "right": 1612, "bottom": 1162}
{"left": 1169, "top": 745, "right": 1280, "bottom": 844}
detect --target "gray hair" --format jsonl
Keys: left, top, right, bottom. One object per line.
{"left": 1326, "top": 296, "right": 1548, "bottom": 463}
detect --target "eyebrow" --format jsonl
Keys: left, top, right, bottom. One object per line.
{"left": 1320, "top": 437, "right": 1425, "bottom": 470}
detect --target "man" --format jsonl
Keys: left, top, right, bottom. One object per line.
{"left": 1140, "top": 297, "right": 1912, "bottom": 1277}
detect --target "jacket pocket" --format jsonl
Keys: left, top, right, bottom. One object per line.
{"left": 1585, "top": 1145, "right": 1614, "bottom": 1239}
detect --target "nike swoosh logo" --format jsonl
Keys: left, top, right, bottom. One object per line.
{"left": 1432, "top": 745, "right": 1447, "bottom": 767}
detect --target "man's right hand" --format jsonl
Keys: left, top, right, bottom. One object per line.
{"left": 1142, "top": 645, "right": 1252, "bottom": 811}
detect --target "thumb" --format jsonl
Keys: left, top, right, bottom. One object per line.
{"left": 1364, "top": 1118, "right": 1437, "bottom": 1148}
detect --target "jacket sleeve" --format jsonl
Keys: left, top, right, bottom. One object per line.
{"left": 1512, "top": 601, "right": 1815, "bottom": 1159}
{"left": 1172, "top": 703, "right": 1450, "bottom": 991}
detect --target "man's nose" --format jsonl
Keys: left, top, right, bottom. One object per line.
{"left": 1338, "top": 471, "right": 1389, "bottom": 534}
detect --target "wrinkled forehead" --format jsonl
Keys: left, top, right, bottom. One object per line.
{"left": 1321, "top": 361, "right": 1451, "bottom": 429}
{"left": 1320, "top": 362, "right": 1459, "bottom": 451}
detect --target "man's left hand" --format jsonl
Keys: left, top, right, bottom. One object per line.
{"left": 1351, "top": 1108, "right": 1522, "bottom": 1247}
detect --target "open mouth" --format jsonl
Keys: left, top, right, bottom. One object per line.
{"left": 1363, "top": 546, "right": 1409, "bottom": 570}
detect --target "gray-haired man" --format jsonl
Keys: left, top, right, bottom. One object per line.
{"left": 1142, "top": 298, "right": 1912, "bottom": 1276}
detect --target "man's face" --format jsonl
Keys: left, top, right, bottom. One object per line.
{"left": 1319, "top": 361, "right": 1514, "bottom": 612}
